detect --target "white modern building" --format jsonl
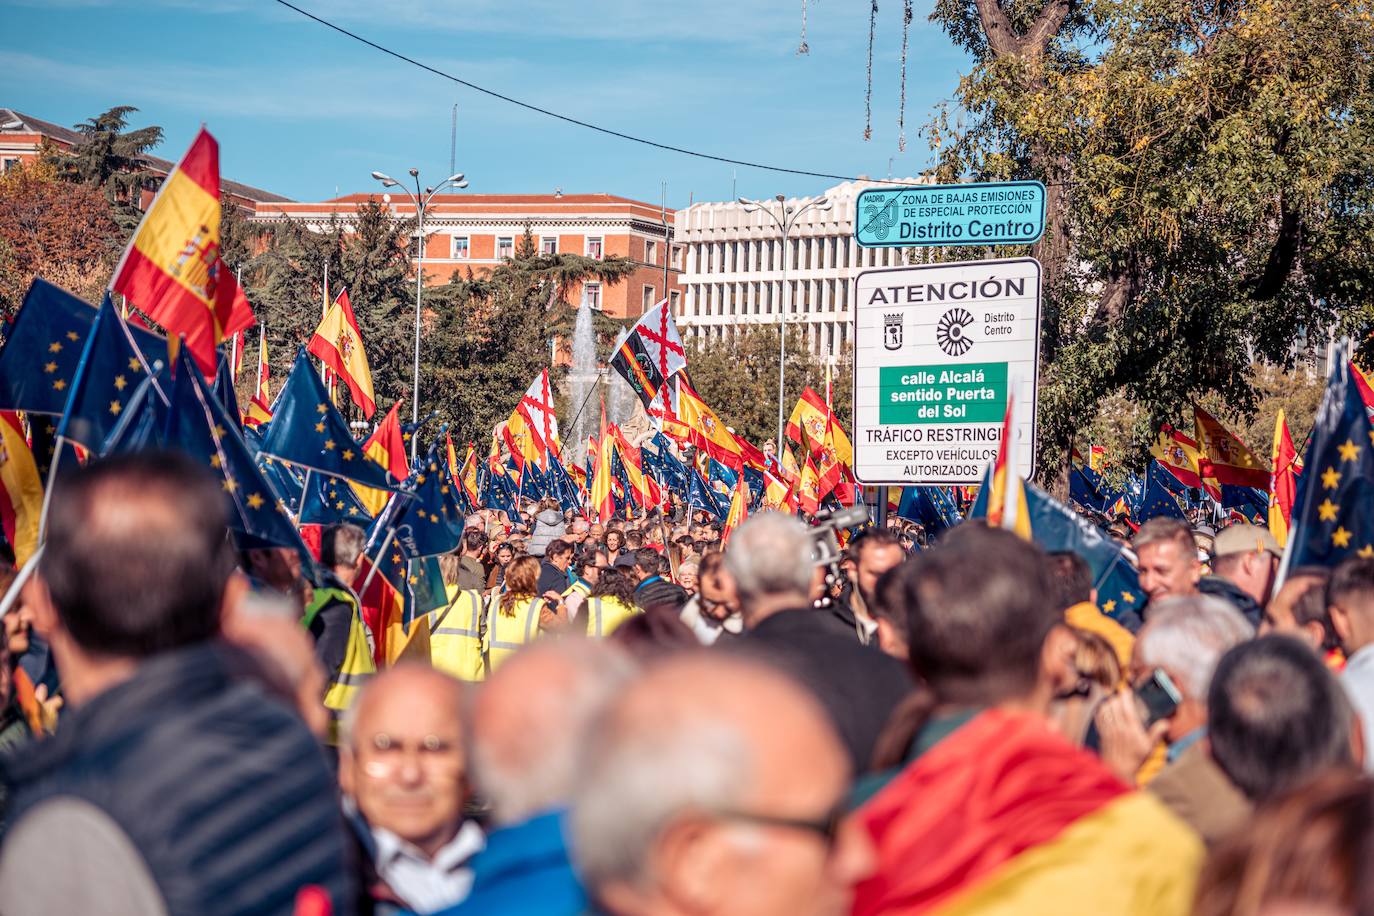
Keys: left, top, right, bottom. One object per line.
{"left": 675, "top": 177, "right": 926, "bottom": 360}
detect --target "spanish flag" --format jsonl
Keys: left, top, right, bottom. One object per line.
{"left": 1150, "top": 423, "right": 1217, "bottom": 498}
{"left": 353, "top": 401, "right": 408, "bottom": 516}
{"left": 1269, "top": 409, "right": 1300, "bottom": 547}
{"left": 308, "top": 289, "right": 376, "bottom": 419}
{"left": 674, "top": 380, "right": 742, "bottom": 470}
{"left": 590, "top": 399, "right": 616, "bottom": 523}
{"left": 985, "top": 393, "right": 1030, "bottom": 539}
{"left": 111, "top": 128, "right": 253, "bottom": 375}
{"left": 853, "top": 710, "right": 1202, "bottom": 916}
{"left": 0, "top": 413, "right": 43, "bottom": 567}
{"left": 721, "top": 471, "right": 749, "bottom": 542}
{"left": 786, "top": 386, "right": 854, "bottom": 466}
{"left": 458, "top": 443, "right": 480, "bottom": 508}
{"left": 243, "top": 326, "right": 273, "bottom": 428}
{"left": 1194, "top": 406, "right": 1270, "bottom": 490}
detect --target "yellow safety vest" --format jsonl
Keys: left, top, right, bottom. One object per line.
{"left": 485, "top": 594, "right": 542, "bottom": 672}
{"left": 564, "top": 578, "right": 592, "bottom": 600}
{"left": 304, "top": 586, "right": 377, "bottom": 732}
{"left": 429, "top": 587, "right": 487, "bottom": 682}
{"left": 586, "top": 595, "right": 640, "bottom": 638}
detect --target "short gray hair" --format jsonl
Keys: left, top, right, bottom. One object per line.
{"left": 723, "top": 512, "right": 814, "bottom": 604}
{"left": 571, "top": 706, "right": 752, "bottom": 890}
{"left": 322, "top": 523, "right": 367, "bottom": 570}
{"left": 1136, "top": 595, "right": 1254, "bottom": 700}
{"left": 470, "top": 641, "right": 636, "bottom": 826}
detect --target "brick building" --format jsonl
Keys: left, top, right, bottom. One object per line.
{"left": 251, "top": 193, "right": 681, "bottom": 320}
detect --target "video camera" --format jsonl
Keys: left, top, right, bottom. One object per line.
{"left": 807, "top": 503, "right": 872, "bottom": 609}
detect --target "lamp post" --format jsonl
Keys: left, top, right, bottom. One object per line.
{"left": 371, "top": 168, "right": 469, "bottom": 459}
{"left": 738, "top": 193, "right": 832, "bottom": 457}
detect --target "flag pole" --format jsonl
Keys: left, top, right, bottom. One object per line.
{"left": 295, "top": 469, "right": 312, "bottom": 525}
{"left": 0, "top": 546, "right": 42, "bottom": 619}
{"left": 36, "top": 437, "right": 65, "bottom": 542}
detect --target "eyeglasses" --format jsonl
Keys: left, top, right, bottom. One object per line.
{"left": 711, "top": 804, "right": 843, "bottom": 846}
{"left": 358, "top": 733, "right": 463, "bottom": 778}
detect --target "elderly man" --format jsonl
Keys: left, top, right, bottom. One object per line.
{"left": 1094, "top": 595, "right": 1254, "bottom": 845}
{"left": 0, "top": 453, "right": 350, "bottom": 915}
{"left": 1133, "top": 517, "right": 1203, "bottom": 612}
{"left": 678, "top": 551, "right": 743, "bottom": 645}
{"left": 340, "top": 663, "right": 483, "bottom": 914}
{"left": 432, "top": 640, "right": 636, "bottom": 915}
{"left": 727, "top": 513, "right": 911, "bottom": 774}
{"left": 572, "top": 653, "right": 875, "bottom": 916}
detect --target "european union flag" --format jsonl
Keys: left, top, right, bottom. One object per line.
{"left": 244, "top": 426, "right": 304, "bottom": 519}
{"left": 895, "top": 486, "right": 961, "bottom": 532}
{"left": 686, "top": 468, "right": 726, "bottom": 519}
{"left": 1286, "top": 358, "right": 1374, "bottom": 568}
{"left": 1069, "top": 462, "right": 1107, "bottom": 512}
{"left": 260, "top": 348, "right": 398, "bottom": 490}
{"left": 57, "top": 296, "right": 170, "bottom": 450}
{"left": 645, "top": 433, "right": 689, "bottom": 497}
{"left": 394, "top": 437, "right": 465, "bottom": 558}
{"left": 546, "top": 454, "right": 583, "bottom": 516}
{"left": 299, "top": 469, "right": 373, "bottom": 526}
{"left": 212, "top": 347, "right": 242, "bottom": 432}
{"left": 708, "top": 458, "right": 738, "bottom": 492}
{"left": 515, "top": 459, "right": 548, "bottom": 502}
{"left": 0, "top": 279, "right": 93, "bottom": 415}
{"left": 1023, "top": 480, "right": 1147, "bottom": 631}
{"left": 101, "top": 365, "right": 171, "bottom": 456}
{"left": 742, "top": 465, "right": 765, "bottom": 509}
{"left": 1135, "top": 463, "right": 1187, "bottom": 523}
{"left": 479, "top": 461, "right": 519, "bottom": 517}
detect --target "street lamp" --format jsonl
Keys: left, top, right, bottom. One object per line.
{"left": 738, "top": 193, "right": 832, "bottom": 457}
{"left": 371, "top": 168, "right": 469, "bottom": 458}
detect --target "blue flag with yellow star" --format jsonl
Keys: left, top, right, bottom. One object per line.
{"left": 1022, "top": 479, "right": 1147, "bottom": 631}
{"left": 1286, "top": 358, "right": 1374, "bottom": 568}
{"left": 299, "top": 469, "right": 373, "bottom": 527}
{"left": 1135, "top": 463, "right": 1188, "bottom": 523}
{"left": 479, "top": 461, "right": 519, "bottom": 516}
{"left": 546, "top": 454, "right": 582, "bottom": 516}
{"left": 686, "top": 467, "right": 726, "bottom": 519}
{"left": 212, "top": 347, "right": 242, "bottom": 433}
{"left": 260, "top": 348, "right": 398, "bottom": 490}
{"left": 515, "top": 458, "right": 548, "bottom": 503}
{"left": 394, "top": 436, "right": 466, "bottom": 558}
{"left": 243, "top": 425, "right": 304, "bottom": 519}
{"left": 0, "top": 279, "right": 95, "bottom": 415}
{"left": 57, "top": 296, "right": 171, "bottom": 451}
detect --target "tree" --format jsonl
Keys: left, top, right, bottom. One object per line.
{"left": 921, "top": 0, "right": 1374, "bottom": 485}
{"left": 688, "top": 324, "right": 852, "bottom": 447}
{"left": 0, "top": 160, "right": 123, "bottom": 315}
{"left": 46, "top": 106, "right": 163, "bottom": 232}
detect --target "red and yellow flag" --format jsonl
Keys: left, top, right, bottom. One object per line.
{"left": 308, "top": 289, "right": 375, "bottom": 419}
{"left": 0, "top": 413, "right": 43, "bottom": 567}
{"left": 1150, "top": 424, "right": 1216, "bottom": 498}
{"left": 111, "top": 128, "right": 253, "bottom": 375}
{"left": 354, "top": 401, "right": 408, "bottom": 516}
{"left": 986, "top": 393, "right": 1030, "bottom": 539}
{"left": 674, "top": 380, "right": 742, "bottom": 469}
{"left": 721, "top": 471, "right": 750, "bottom": 542}
{"left": 786, "top": 386, "right": 854, "bottom": 466}
{"left": 243, "top": 327, "right": 273, "bottom": 428}
{"left": 1194, "top": 406, "right": 1270, "bottom": 490}
{"left": 1269, "top": 409, "right": 1300, "bottom": 547}
{"left": 458, "top": 443, "right": 479, "bottom": 507}
{"left": 590, "top": 400, "right": 617, "bottom": 523}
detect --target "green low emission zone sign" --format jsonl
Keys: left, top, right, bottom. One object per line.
{"left": 855, "top": 180, "right": 1046, "bottom": 247}
{"left": 852, "top": 258, "right": 1041, "bottom": 485}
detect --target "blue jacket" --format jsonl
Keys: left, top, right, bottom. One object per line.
{"left": 424, "top": 809, "right": 587, "bottom": 915}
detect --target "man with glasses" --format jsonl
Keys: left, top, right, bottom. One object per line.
{"left": 571, "top": 653, "right": 874, "bottom": 916}
{"left": 678, "top": 551, "right": 743, "bottom": 645}
{"left": 340, "top": 663, "right": 485, "bottom": 914}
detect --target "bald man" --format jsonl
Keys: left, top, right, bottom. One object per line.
{"left": 433, "top": 641, "right": 637, "bottom": 916}
{"left": 571, "top": 653, "right": 875, "bottom": 916}
{"left": 340, "top": 664, "right": 484, "bottom": 914}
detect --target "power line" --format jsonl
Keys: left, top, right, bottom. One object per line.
{"left": 271, "top": 0, "right": 921, "bottom": 188}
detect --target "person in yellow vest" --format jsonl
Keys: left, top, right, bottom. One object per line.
{"left": 427, "top": 584, "right": 487, "bottom": 682}
{"left": 302, "top": 523, "right": 377, "bottom": 738}
{"left": 583, "top": 566, "right": 642, "bottom": 638}
{"left": 485, "top": 556, "right": 549, "bottom": 672}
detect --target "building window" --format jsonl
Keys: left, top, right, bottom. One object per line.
{"left": 670, "top": 290, "right": 681, "bottom": 311}
{"left": 672, "top": 245, "right": 684, "bottom": 269}
{"left": 586, "top": 237, "right": 604, "bottom": 259}
{"left": 0, "top": 157, "right": 18, "bottom": 173}
{"left": 584, "top": 283, "right": 602, "bottom": 310}
{"left": 645, "top": 240, "right": 658, "bottom": 265}
{"left": 451, "top": 236, "right": 470, "bottom": 259}
{"left": 540, "top": 237, "right": 557, "bottom": 255}
{"left": 643, "top": 285, "right": 657, "bottom": 311}
{"left": 497, "top": 236, "right": 515, "bottom": 259}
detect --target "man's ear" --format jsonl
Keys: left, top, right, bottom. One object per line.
{"left": 22, "top": 573, "right": 59, "bottom": 638}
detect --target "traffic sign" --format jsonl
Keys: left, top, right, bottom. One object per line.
{"left": 852, "top": 258, "right": 1041, "bottom": 485}
{"left": 855, "top": 180, "right": 1045, "bottom": 248}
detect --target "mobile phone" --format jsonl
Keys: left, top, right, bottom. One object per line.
{"left": 1134, "top": 668, "right": 1182, "bottom": 726}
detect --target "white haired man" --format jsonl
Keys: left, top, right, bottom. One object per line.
{"left": 1094, "top": 594, "right": 1255, "bottom": 844}
{"left": 571, "top": 653, "right": 875, "bottom": 916}
{"left": 726, "top": 513, "right": 911, "bottom": 775}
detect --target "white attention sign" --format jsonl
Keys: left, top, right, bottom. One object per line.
{"left": 852, "top": 258, "right": 1041, "bottom": 485}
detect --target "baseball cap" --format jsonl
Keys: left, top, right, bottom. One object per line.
{"left": 1212, "top": 523, "right": 1281, "bottom": 559}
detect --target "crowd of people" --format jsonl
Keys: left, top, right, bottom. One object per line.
{"left": 0, "top": 453, "right": 1370, "bottom": 915}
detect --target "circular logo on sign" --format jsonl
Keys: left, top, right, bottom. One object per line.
{"left": 936, "top": 308, "right": 974, "bottom": 356}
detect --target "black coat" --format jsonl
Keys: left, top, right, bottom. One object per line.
{"left": 737, "top": 608, "right": 913, "bottom": 775}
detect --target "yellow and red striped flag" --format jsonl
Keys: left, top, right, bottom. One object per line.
{"left": 721, "top": 471, "right": 750, "bottom": 542}
{"left": 308, "top": 289, "right": 376, "bottom": 419}
{"left": 353, "top": 401, "right": 408, "bottom": 516}
{"left": 0, "top": 413, "right": 43, "bottom": 567}
{"left": 1269, "top": 409, "right": 1300, "bottom": 547}
{"left": 590, "top": 399, "right": 617, "bottom": 523}
{"left": 111, "top": 128, "right": 253, "bottom": 375}
{"left": 243, "top": 326, "right": 273, "bottom": 428}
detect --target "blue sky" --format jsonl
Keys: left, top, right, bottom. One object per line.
{"left": 5, "top": 0, "right": 972, "bottom": 208}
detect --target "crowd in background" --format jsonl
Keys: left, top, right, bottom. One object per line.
{"left": 0, "top": 454, "right": 1369, "bottom": 915}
